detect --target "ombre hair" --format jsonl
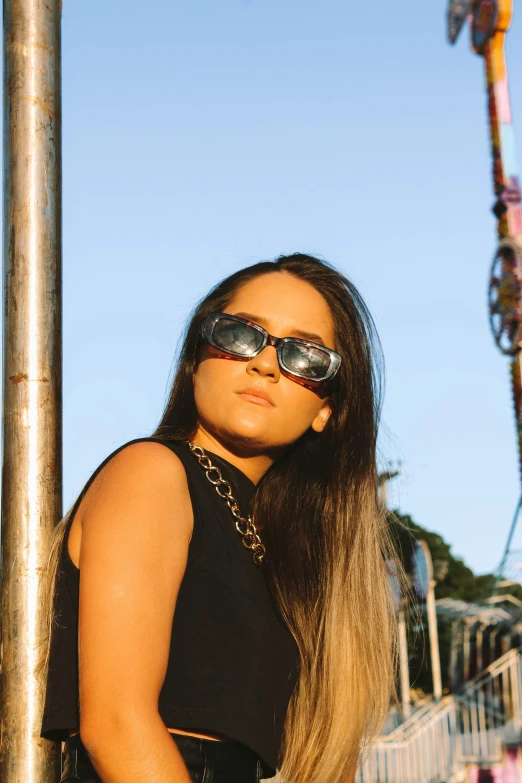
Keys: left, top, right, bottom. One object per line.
{"left": 43, "top": 253, "right": 401, "bottom": 783}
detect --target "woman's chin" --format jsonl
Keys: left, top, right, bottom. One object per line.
{"left": 201, "top": 407, "right": 302, "bottom": 453}
{"left": 221, "top": 423, "right": 271, "bottom": 449}
{"left": 209, "top": 415, "right": 277, "bottom": 451}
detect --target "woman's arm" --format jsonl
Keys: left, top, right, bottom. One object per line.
{"left": 77, "top": 441, "right": 194, "bottom": 782}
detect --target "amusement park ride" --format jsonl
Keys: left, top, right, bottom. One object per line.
{"left": 448, "top": 0, "right": 522, "bottom": 587}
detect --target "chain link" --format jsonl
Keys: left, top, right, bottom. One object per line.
{"left": 187, "top": 442, "right": 266, "bottom": 566}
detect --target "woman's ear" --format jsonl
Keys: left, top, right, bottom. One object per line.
{"left": 311, "top": 400, "right": 332, "bottom": 433}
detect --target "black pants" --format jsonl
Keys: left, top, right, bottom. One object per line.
{"left": 60, "top": 733, "right": 274, "bottom": 782}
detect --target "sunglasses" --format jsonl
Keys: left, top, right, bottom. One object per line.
{"left": 201, "top": 312, "right": 341, "bottom": 388}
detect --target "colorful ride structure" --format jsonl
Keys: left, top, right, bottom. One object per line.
{"left": 448, "top": 0, "right": 522, "bottom": 581}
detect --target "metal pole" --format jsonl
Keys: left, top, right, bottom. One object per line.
{"left": 490, "top": 627, "right": 500, "bottom": 665}
{"left": 476, "top": 623, "right": 485, "bottom": 674}
{"left": 449, "top": 620, "right": 460, "bottom": 691}
{"left": 398, "top": 608, "right": 411, "bottom": 719}
{"left": 1, "top": 0, "right": 62, "bottom": 781}
{"left": 463, "top": 620, "right": 471, "bottom": 683}
{"left": 426, "top": 579, "right": 443, "bottom": 701}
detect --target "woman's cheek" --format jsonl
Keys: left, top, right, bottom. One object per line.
{"left": 194, "top": 359, "right": 231, "bottom": 402}
{"left": 280, "top": 383, "right": 325, "bottom": 427}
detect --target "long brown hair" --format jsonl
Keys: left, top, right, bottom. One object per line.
{"left": 43, "top": 253, "right": 400, "bottom": 783}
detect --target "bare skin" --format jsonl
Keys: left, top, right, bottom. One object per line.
{"left": 71, "top": 271, "right": 336, "bottom": 781}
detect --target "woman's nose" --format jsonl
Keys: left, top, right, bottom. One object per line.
{"left": 246, "top": 346, "right": 280, "bottom": 381}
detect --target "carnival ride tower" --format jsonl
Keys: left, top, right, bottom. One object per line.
{"left": 448, "top": 0, "right": 522, "bottom": 583}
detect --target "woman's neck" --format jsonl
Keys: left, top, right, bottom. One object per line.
{"left": 191, "top": 427, "right": 277, "bottom": 485}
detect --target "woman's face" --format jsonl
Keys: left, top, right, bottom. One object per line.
{"left": 193, "top": 272, "right": 336, "bottom": 455}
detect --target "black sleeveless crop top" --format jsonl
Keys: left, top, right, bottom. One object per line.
{"left": 41, "top": 437, "right": 299, "bottom": 774}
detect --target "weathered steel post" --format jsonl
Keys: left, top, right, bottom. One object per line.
{"left": 1, "top": 0, "right": 62, "bottom": 781}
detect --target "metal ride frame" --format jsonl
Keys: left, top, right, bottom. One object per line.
{"left": 448, "top": 0, "right": 522, "bottom": 581}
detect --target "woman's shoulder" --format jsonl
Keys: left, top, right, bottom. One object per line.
{"left": 78, "top": 439, "right": 193, "bottom": 524}
{"left": 67, "top": 438, "right": 195, "bottom": 571}
{"left": 98, "top": 438, "right": 188, "bottom": 484}
{"left": 107, "top": 438, "right": 188, "bottom": 474}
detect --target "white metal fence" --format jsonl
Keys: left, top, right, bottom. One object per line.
{"left": 355, "top": 647, "right": 522, "bottom": 783}
{"left": 356, "top": 697, "right": 459, "bottom": 783}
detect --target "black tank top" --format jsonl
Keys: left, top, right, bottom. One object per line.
{"left": 41, "top": 437, "right": 298, "bottom": 774}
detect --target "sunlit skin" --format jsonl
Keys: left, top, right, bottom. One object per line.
{"left": 193, "top": 271, "right": 336, "bottom": 484}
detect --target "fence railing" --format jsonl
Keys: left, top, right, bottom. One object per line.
{"left": 355, "top": 647, "right": 522, "bottom": 783}
{"left": 356, "top": 697, "right": 459, "bottom": 783}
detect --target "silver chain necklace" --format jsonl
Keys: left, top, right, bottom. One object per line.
{"left": 188, "top": 442, "right": 266, "bottom": 566}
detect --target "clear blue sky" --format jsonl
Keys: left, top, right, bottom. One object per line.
{"left": 56, "top": 0, "right": 522, "bottom": 575}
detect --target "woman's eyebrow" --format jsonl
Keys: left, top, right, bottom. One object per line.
{"left": 232, "top": 311, "right": 326, "bottom": 345}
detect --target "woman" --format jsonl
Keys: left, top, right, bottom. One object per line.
{"left": 41, "top": 253, "right": 399, "bottom": 783}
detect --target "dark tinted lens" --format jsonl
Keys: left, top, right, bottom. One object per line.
{"left": 212, "top": 318, "right": 264, "bottom": 356}
{"left": 281, "top": 341, "right": 332, "bottom": 380}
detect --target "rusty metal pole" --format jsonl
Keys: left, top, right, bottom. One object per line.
{"left": 1, "top": 0, "right": 62, "bottom": 781}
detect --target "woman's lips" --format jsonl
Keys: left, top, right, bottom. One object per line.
{"left": 236, "top": 388, "right": 275, "bottom": 407}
